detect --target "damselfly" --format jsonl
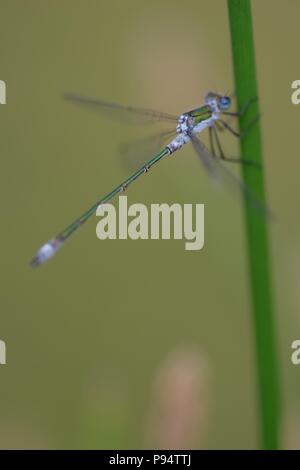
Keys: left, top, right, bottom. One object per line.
{"left": 30, "top": 91, "right": 263, "bottom": 267}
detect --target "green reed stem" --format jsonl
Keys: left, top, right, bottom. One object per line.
{"left": 227, "top": 0, "right": 280, "bottom": 449}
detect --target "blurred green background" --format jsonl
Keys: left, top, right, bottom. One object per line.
{"left": 0, "top": 0, "right": 299, "bottom": 449}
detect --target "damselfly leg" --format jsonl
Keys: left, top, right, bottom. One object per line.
{"left": 209, "top": 96, "right": 261, "bottom": 168}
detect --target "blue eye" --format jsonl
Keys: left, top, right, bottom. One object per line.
{"left": 220, "top": 96, "right": 231, "bottom": 110}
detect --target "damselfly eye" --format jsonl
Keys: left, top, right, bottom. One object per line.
{"left": 220, "top": 96, "right": 231, "bottom": 110}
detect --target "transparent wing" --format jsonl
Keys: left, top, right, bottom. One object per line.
{"left": 64, "top": 93, "right": 178, "bottom": 125}
{"left": 189, "top": 132, "right": 221, "bottom": 181}
{"left": 189, "top": 133, "right": 273, "bottom": 218}
{"left": 118, "top": 128, "right": 176, "bottom": 171}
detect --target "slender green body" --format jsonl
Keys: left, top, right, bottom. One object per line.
{"left": 47, "top": 147, "right": 170, "bottom": 246}
{"left": 228, "top": 0, "right": 280, "bottom": 450}
{"left": 30, "top": 90, "right": 244, "bottom": 267}
{"left": 59, "top": 147, "right": 170, "bottom": 242}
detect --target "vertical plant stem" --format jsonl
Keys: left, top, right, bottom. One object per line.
{"left": 227, "top": 0, "right": 280, "bottom": 449}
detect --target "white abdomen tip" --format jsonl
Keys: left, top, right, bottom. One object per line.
{"left": 30, "top": 239, "right": 61, "bottom": 267}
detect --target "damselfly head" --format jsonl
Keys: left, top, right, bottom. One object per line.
{"left": 205, "top": 92, "right": 231, "bottom": 112}
{"left": 219, "top": 95, "right": 231, "bottom": 111}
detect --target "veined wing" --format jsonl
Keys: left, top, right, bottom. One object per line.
{"left": 64, "top": 93, "right": 178, "bottom": 124}
{"left": 189, "top": 133, "right": 273, "bottom": 219}
{"left": 189, "top": 132, "right": 221, "bottom": 181}
{"left": 118, "top": 128, "right": 176, "bottom": 171}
